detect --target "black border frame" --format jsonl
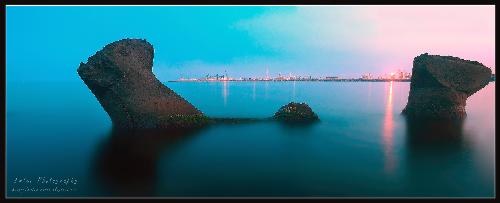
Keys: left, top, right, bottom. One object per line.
{"left": 1, "top": 0, "right": 497, "bottom": 201}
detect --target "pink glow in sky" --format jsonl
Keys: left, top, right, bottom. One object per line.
{"left": 237, "top": 6, "right": 495, "bottom": 76}
{"left": 360, "top": 6, "right": 495, "bottom": 73}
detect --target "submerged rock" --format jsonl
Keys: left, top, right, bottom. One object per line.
{"left": 78, "top": 39, "right": 207, "bottom": 129}
{"left": 402, "top": 53, "right": 491, "bottom": 119}
{"left": 273, "top": 102, "right": 319, "bottom": 122}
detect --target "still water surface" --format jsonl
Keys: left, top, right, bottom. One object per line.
{"left": 6, "top": 81, "right": 495, "bottom": 197}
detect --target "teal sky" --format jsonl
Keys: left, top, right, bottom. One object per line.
{"left": 7, "top": 6, "right": 495, "bottom": 82}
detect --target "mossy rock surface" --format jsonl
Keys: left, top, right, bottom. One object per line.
{"left": 273, "top": 102, "right": 319, "bottom": 122}
{"left": 157, "top": 114, "right": 212, "bottom": 129}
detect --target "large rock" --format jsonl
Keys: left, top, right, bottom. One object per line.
{"left": 273, "top": 102, "right": 319, "bottom": 122}
{"left": 78, "top": 39, "right": 207, "bottom": 129}
{"left": 402, "top": 53, "right": 491, "bottom": 118}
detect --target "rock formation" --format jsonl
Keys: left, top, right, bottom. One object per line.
{"left": 78, "top": 39, "right": 207, "bottom": 129}
{"left": 402, "top": 53, "right": 492, "bottom": 119}
{"left": 273, "top": 102, "right": 319, "bottom": 122}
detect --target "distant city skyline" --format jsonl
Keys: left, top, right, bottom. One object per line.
{"left": 175, "top": 69, "right": 413, "bottom": 82}
{"left": 7, "top": 6, "right": 495, "bottom": 82}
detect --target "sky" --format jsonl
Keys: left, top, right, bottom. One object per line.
{"left": 6, "top": 6, "right": 495, "bottom": 82}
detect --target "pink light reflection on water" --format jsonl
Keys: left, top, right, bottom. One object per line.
{"left": 382, "top": 81, "right": 395, "bottom": 174}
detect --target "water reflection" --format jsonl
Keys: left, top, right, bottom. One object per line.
{"left": 265, "top": 81, "right": 269, "bottom": 99}
{"left": 252, "top": 82, "right": 256, "bottom": 101}
{"left": 367, "top": 82, "right": 372, "bottom": 98}
{"left": 222, "top": 81, "right": 228, "bottom": 106}
{"left": 93, "top": 128, "right": 200, "bottom": 196}
{"left": 404, "top": 117, "right": 467, "bottom": 195}
{"left": 367, "top": 82, "right": 372, "bottom": 109}
{"left": 382, "top": 81, "right": 395, "bottom": 173}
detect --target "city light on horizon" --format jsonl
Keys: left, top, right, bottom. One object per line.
{"left": 175, "top": 68, "right": 415, "bottom": 82}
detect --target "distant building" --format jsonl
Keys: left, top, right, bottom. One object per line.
{"left": 361, "top": 73, "right": 373, "bottom": 80}
{"left": 404, "top": 72, "right": 412, "bottom": 79}
{"left": 325, "top": 76, "right": 339, "bottom": 80}
{"left": 398, "top": 71, "right": 404, "bottom": 79}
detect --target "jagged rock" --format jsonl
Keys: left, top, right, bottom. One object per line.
{"left": 402, "top": 53, "right": 491, "bottom": 119}
{"left": 273, "top": 102, "right": 319, "bottom": 122}
{"left": 78, "top": 39, "right": 207, "bottom": 129}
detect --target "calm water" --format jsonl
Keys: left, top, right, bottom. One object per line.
{"left": 6, "top": 81, "right": 495, "bottom": 197}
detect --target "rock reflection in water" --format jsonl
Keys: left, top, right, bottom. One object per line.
{"left": 404, "top": 117, "right": 468, "bottom": 196}
{"left": 405, "top": 117, "right": 465, "bottom": 150}
{"left": 93, "top": 128, "right": 200, "bottom": 196}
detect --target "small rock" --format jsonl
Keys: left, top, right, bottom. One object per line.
{"left": 273, "top": 102, "right": 319, "bottom": 122}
